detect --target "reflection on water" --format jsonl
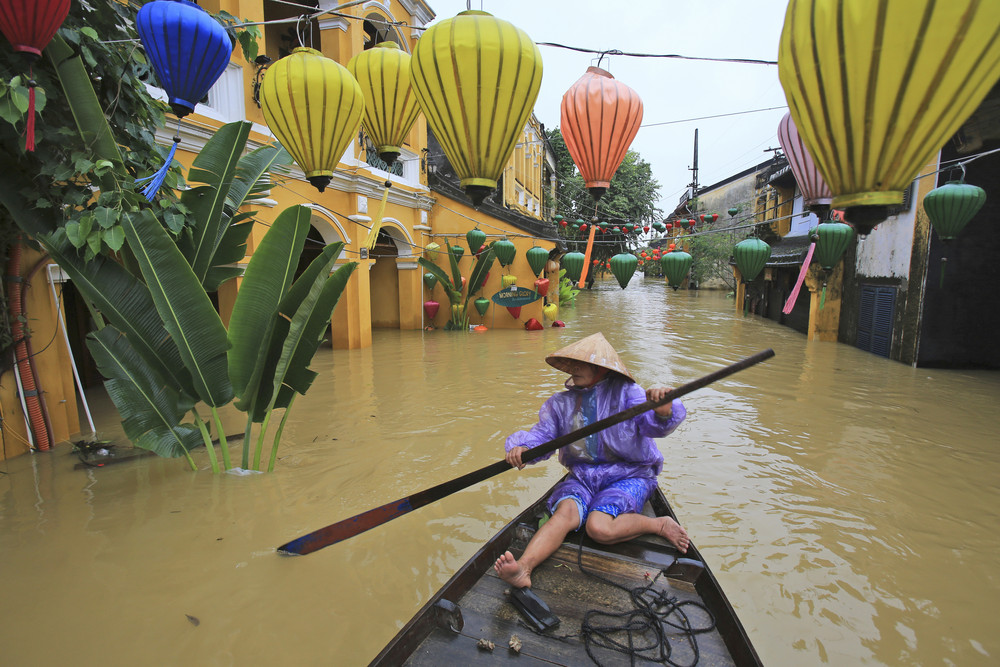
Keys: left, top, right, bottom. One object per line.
{"left": 2, "top": 279, "right": 999, "bottom": 665}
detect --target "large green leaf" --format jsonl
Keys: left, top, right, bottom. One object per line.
{"left": 464, "top": 248, "right": 496, "bottom": 305}
{"left": 272, "top": 261, "right": 357, "bottom": 410}
{"left": 121, "top": 209, "right": 232, "bottom": 407}
{"left": 43, "top": 233, "right": 193, "bottom": 395}
{"left": 226, "top": 143, "right": 292, "bottom": 213}
{"left": 228, "top": 205, "right": 312, "bottom": 408}
{"left": 447, "top": 243, "right": 463, "bottom": 290}
{"left": 243, "top": 243, "right": 346, "bottom": 421}
{"left": 267, "top": 255, "right": 356, "bottom": 414}
{"left": 177, "top": 121, "right": 250, "bottom": 283}
{"left": 86, "top": 326, "right": 201, "bottom": 458}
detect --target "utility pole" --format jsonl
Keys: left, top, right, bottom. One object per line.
{"left": 688, "top": 128, "right": 699, "bottom": 196}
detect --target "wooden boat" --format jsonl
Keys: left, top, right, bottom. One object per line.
{"left": 370, "top": 482, "right": 762, "bottom": 666}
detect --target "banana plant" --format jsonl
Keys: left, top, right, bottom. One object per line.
{"left": 418, "top": 243, "right": 496, "bottom": 330}
{"left": 227, "top": 205, "right": 357, "bottom": 470}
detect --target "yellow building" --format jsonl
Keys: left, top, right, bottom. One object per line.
{"left": 0, "top": 0, "right": 559, "bottom": 460}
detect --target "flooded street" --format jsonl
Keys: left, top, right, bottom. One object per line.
{"left": 2, "top": 279, "right": 998, "bottom": 665}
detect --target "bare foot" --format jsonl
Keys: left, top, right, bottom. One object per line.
{"left": 658, "top": 517, "right": 689, "bottom": 553}
{"left": 494, "top": 550, "right": 532, "bottom": 588}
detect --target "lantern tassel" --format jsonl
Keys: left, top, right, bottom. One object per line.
{"left": 783, "top": 242, "right": 815, "bottom": 314}
{"left": 364, "top": 181, "right": 392, "bottom": 250}
{"left": 25, "top": 76, "right": 36, "bottom": 152}
{"left": 939, "top": 256, "right": 947, "bottom": 288}
{"left": 136, "top": 122, "right": 182, "bottom": 201}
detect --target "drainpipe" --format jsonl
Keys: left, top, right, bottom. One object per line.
{"left": 5, "top": 239, "right": 51, "bottom": 451}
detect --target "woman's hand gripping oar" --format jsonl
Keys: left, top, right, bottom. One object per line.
{"left": 277, "top": 348, "right": 775, "bottom": 556}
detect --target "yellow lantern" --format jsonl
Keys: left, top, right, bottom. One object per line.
{"left": 347, "top": 41, "right": 421, "bottom": 166}
{"left": 778, "top": 0, "right": 1000, "bottom": 233}
{"left": 260, "top": 47, "right": 364, "bottom": 192}
{"left": 410, "top": 10, "right": 542, "bottom": 206}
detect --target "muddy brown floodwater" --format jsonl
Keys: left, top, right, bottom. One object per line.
{"left": 2, "top": 279, "right": 998, "bottom": 665}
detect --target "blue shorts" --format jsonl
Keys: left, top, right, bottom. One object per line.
{"left": 547, "top": 476, "right": 657, "bottom": 527}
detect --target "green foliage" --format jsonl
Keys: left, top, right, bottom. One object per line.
{"left": 558, "top": 269, "right": 579, "bottom": 307}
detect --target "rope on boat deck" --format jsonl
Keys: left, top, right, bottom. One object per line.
{"left": 519, "top": 533, "right": 717, "bottom": 667}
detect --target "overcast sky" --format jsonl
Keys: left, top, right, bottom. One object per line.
{"left": 423, "top": 0, "right": 793, "bottom": 215}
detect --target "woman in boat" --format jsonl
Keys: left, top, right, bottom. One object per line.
{"left": 494, "top": 332, "right": 690, "bottom": 590}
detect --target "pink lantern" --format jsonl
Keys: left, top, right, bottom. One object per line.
{"left": 423, "top": 300, "right": 439, "bottom": 319}
{"left": 777, "top": 112, "right": 833, "bottom": 212}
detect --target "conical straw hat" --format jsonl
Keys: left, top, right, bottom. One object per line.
{"left": 545, "top": 332, "right": 634, "bottom": 381}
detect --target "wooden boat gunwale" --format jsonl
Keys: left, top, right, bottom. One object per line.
{"left": 370, "top": 482, "right": 761, "bottom": 666}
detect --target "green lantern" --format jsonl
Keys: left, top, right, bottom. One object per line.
{"left": 598, "top": 221, "right": 608, "bottom": 230}
{"left": 474, "top": 296, "right": 490, "bottom": 317}
{"left": 813, "top": 222, "right": 855, "bottom": 271}
{"left": 553, "top": 214, "right": 564, "bottom": 225}
{"left": 609, "top": 253, "right": 638, "bottom": 289}
{"left": 561, "top": 251, "right": 586, "bottom": 282}
{"left": 423, "top": 272, "right": 438, "bottom": 290}
{"left": 733, "top": 238, "right": 771, "bottom": 282}
{"left": 660, "top": 250, "right": 693, "bottom": 291}
{"left": 923, "top": 180, "right": 986, "bottom": 241}
{"left": 923, "top": 180, "right": 986, "bottom": 286}
{"left": 466, "top": 227, "right": 486, "bottom": 255}
{"left": 450, "top": 244, "right": 465, "bottom": 260}
{"left": 728, "top": 207, "right": 739, "bottom": 217}
{"left": 526, "top": 246, "right": 548, "bottom": 276}
{"left": 493, "top": 239, "right": 516, "bottom": 267}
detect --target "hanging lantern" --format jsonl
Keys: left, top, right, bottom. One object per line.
{"left": 0, "top": 0, "right": 71, "bottom": 152}
{"left": 553, "top": 214, "right": 563, "bottom": 225}
{"left": 923, "top": 180, "right": 986, "bottom": 286}
{"left": 136, "top": 0, "right": 233, "bottom": 119}
{"left": 501, "top": 274, "right": 518, "bottom": 289}
{"left": 688, "top": 219, "right": 696, "bottom": 227}
{"left": 506, "top": 306, "right": 522, "bottom": 319}
{"left": 733, "top": 238, "right": 771, "bottom": 282}
{"left": 422, "top": 272, "right": 438, "bottom": 290}
{"left": 450, "top": 244, "right": 465, "bottom": 260}
{"left": 533, "top": 277, "right": 550, "bottom": 297}
{"left": 711, "top": 214, "right": 719, "bottom": 222}
{"left": 728, "top": 207, "right": 739, "bottom": 217}
{"left": 424, "top": 241, "right": 441, "bottom": 259}
{"left": 526, "top": 246, "right": 548, "bottom": 277}
{"left": 660, "top": 250, "right": 693, "bottom": 291}
{"left": 261, "top": 47, "right": 364, "bottom": 192}
{"left": 561, "top": 252, "right": 585, "bottom": 282}
{"left": 643, "top": 226, "right": 650, "bottom": 233}
{"left": 813, "top": 222, "right": 856, "bottom": 271}
{"left": 579, "top": 223, "right": 588, "bottom": 232}
{"left": 923, "top": 180, "right": 986, "bottom": 241}
{"left": 493, "top": 239, "right": 516, "bottom": 267}
{"left": 410, "top": 10, "right": 542, "bottom": 206}
{"left": 560, "top": 66, "right": 643, "bottom": 202}
{"left": 609, "top": 253, "right": 638, "bottom": 289}
{"left": 778, "top": 0, "right": 1000, "bottom": 234}
{"left": 559, "top": 219, "right": 569, "bottom": 228}
{"left": 474, "top": 297, "right": 490, "bottom": 317}
{"left": 466, "top": 228, "right": 486, "bottom": 255}
{"left": 777, "top": 112, "right": 833, "bottom": 214}
{"left": 543, "top": 302, "right": 559, "bottom": 321}
{"left": 347, "top": 41, "right": 421, "bottom": 165}
{"left": 423, "top": 300, "right": 440, "bottom": 319}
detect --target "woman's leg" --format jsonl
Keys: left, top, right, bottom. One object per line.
{"left": 585, "top": 510, "right": 689, "bottom": 552}
{"left": 494, "top": 498, "right": 581, "bottom": 589}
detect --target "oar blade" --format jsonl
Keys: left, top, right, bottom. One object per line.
{"left": 277, "top": 498, "right": 414, "bottom": 556}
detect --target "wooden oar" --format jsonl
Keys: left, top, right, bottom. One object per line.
{"left": 277, "top": 348, "right": 775, "bottom": 556}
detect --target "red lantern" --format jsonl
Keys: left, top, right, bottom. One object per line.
{"left": 559, "top": 219, "right": 568, "bottom": 227}
{"left": 665, "top": 222, "right": 672, "bottom": 230}
{"left": 643, "top": 226, "right": 650, "bottom": 232}
{"left": 423, "top": 300, "right": 440, "bottom": 319}
{"left": 0, "top": 0, "right": 71, "bottom": 151}
{"left": 506, "top": 306, "right": 521, "bottom": 319}
{"left": 579, "top": 223, "right": 588, "bottom": 232}
{"left": 689, "top": 220, "right": 696, "bottom": 228}
{"left": 669, "top": 243, "right": 676, "bottom": 250}
{"left": 711, "top": 214, "right": 719, "bottom": 222}
{"left": 524, "top": 317, "right": 543, "bottom": 331}
{"left": 534, "top": 277, "right": 550, "bottom": 297}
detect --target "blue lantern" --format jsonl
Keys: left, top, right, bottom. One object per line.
{"left": 135, "top": 0, "right": 232, "bottom": 200}
{"left": 136, "top": 0, "right": 233, "bottom": 118}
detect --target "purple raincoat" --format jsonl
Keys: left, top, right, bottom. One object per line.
{"left": 506, "top": 375, "right": 685, "bottom": 521}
